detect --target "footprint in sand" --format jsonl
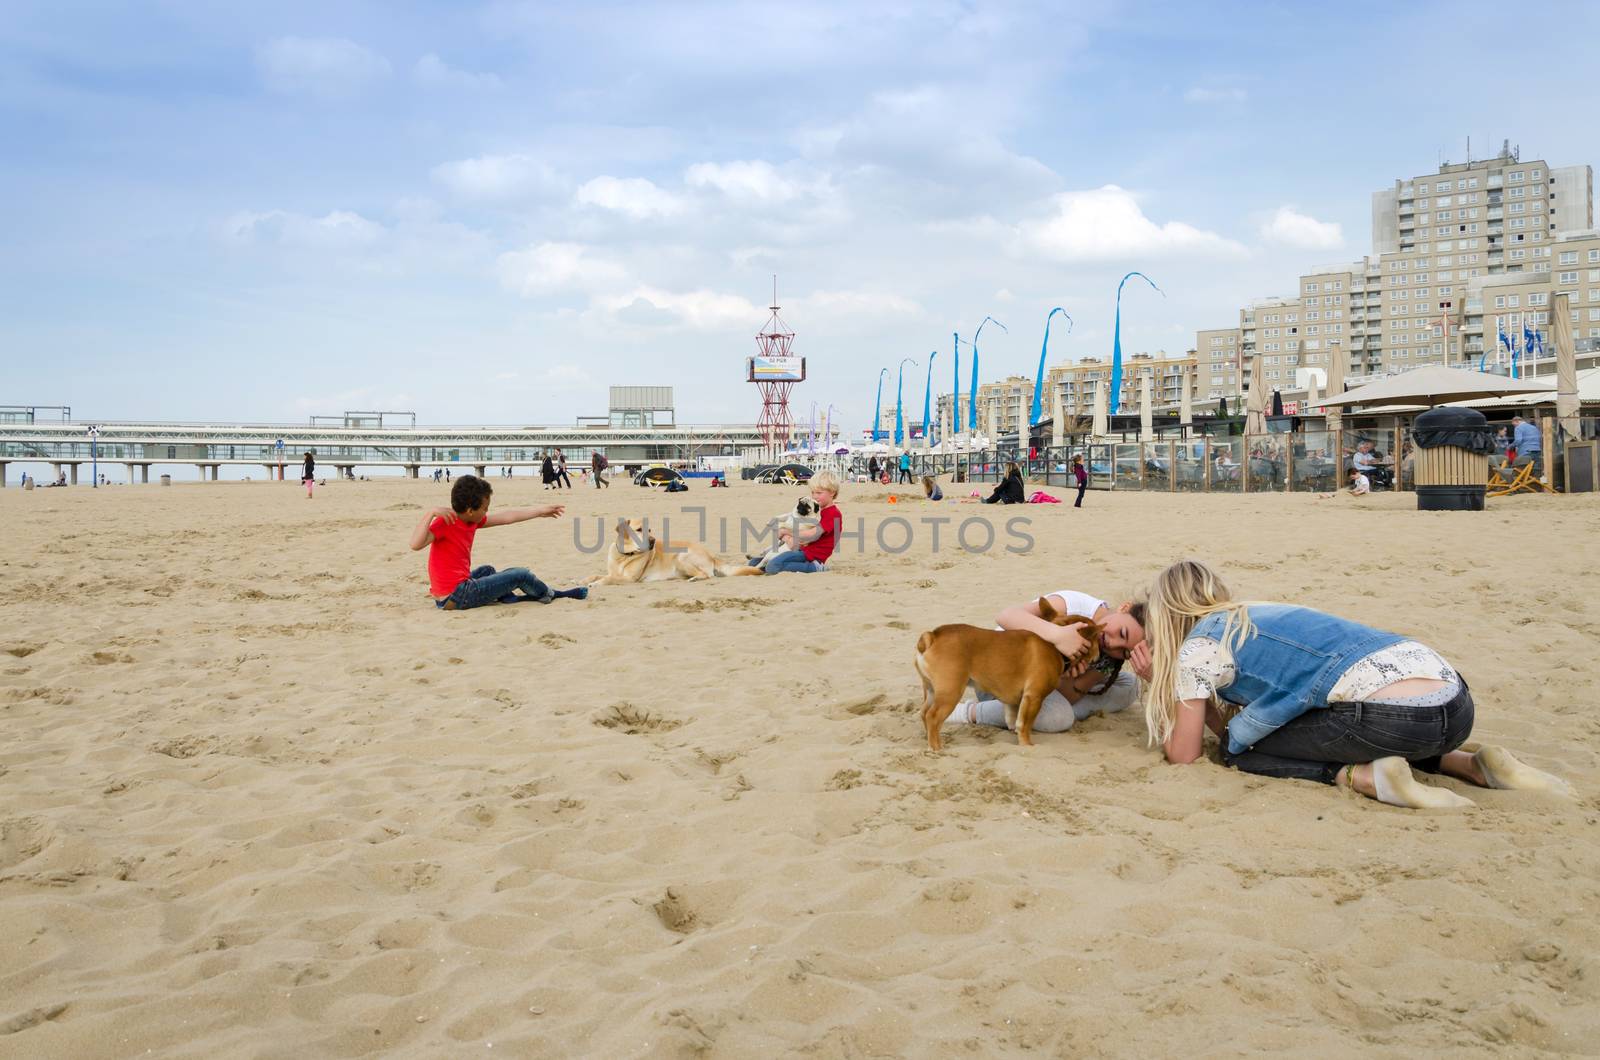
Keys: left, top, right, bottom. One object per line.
{"left": 3, "top": 644, "right": 42, "bottom": 658}
{"left": 651, "top": 888, "right": 699, "bottom": 933}
{"left": 538, "top": 633, "right": 576, "bottom": 649}
{"left": 594, "top": 702, "right": 682, "bottom": 734}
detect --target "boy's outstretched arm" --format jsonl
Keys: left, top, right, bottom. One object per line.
{"left": 482, "top": 504, "right": 565, "bottom": 527}
{"left": 409, "top": 507, "right": 456, "bottom": 550}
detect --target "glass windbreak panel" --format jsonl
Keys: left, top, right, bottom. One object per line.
{"left": 1112, "top": 444, "right": 1141, "bottom": 489}
{"left": 1345, "top": 427, "right": 1398, "bottom": 490}
{"left": 1293, "top": 430, "right": 1339, "bottom": 492}
{"left": 1141, "top": 442, "right": 1173, "bottom": 491}
{"left": 1246, "top": 435, "right": 1286, "bottom": 492}
{"left": 1084, "top": 444, "right": 1111, "bottom": 488}
{"left": 1210, "top": 439, "right": 1243, "bottom": 493}
{"left": 1173, "top": 441, "right": 1205, "bottom": 492}
{"left": 1398, "top": 429, "right": 1418, "bottom": 490}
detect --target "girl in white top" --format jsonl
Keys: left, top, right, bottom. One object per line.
{"left": 946, "top": 589, "right": 1150, "bottom": 734}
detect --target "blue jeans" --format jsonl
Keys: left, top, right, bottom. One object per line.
{"left": 765, "top": 550, "right": 825, "bottom": 575}
{"left": 437, "top": 565, "right": 554, "bottom": 609}
{"left": 1223, "top": 679, "right": 1474, "bottom": 785}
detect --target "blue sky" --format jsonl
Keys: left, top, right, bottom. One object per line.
{"left": 5, "top": 0, "right": 1599, "bottom": 432}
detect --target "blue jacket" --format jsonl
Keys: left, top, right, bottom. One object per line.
{"left": 1188, "top": 605, "right": 1406, "bottom": 754}
{"left": 1513, "top": 421, "right": 1542, "bottom": 454}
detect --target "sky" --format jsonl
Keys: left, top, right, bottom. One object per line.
{"left": 5, "top": 0, "right": 1600, "bottom": 434}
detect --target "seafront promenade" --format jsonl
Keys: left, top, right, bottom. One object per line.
{"left": 0, "top": 415, "right": 765, "bottom": 485}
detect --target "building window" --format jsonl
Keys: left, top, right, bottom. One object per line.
{"left": 1560, "top": 271, "right": 1579, "bottom": 284}
{"left": 1560, "top": 251, "right": 1579, "bottom": 265}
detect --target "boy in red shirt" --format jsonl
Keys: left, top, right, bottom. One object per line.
{"left": 408, "top": 475, "right": 589, "bottom": 610}
{"left": 767, "top": 470, "right": 842, "bottom": 574}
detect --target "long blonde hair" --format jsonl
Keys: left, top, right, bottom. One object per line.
{"left": 1142, "top": 559, "right": 1255, "bottom": 746}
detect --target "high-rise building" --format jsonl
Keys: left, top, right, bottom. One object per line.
{"left": 1221, "top": 145, "right": 1597, "bottom": 390}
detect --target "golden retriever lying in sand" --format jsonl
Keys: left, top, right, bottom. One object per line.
{"left": 587, "top": 517, "right": 762, "bottom": 585}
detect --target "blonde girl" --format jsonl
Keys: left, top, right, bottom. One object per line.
{"left": 1143, "top": 559, "right": 1567, "bottom": 808}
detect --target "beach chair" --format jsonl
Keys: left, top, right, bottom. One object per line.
{"left": 1486, "top": 459, "right": 1553, "bottom": 498}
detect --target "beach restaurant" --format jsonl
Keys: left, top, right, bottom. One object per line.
{"left": 873, "top": 365, "right": 1600, "bottom": 496}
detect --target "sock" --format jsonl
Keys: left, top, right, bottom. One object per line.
{"left": 943, "top": 700, "right": 979, "bottom": 725}
{"left": 1472, "top": 746, "right": 1572, "bottom": 795}
{"left": 1371, "top": 757, "right": 1474, "bottom": 809}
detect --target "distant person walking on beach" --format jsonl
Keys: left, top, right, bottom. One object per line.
{"left": 540, "top": 452, "right": 556, "bottom": 490}
{"left": 555, "top": 449, "right": 572, "bottom": 489}
{"left": 592, "top": 450, "right": 610, "bottom": 488}
{"left": 1141, "top": 559, "right": 1569, "bottom": 808}
{"left": 302, "top": 451, "right": 315, "bottom": 499}
{"left": 409, "top": 474, "right": 589, "bottom": 610}
{"left": 1072, "top": 455, "right": 1088, "bottom": 508}
{"left": 898, "top": 451, "right": 912, "bottom": 484}
{"left": 867, "top": 456, "right": 879, "bottom": 483}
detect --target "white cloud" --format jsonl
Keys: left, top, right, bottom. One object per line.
{"left": 574, "top": 176, "right": 685, "bottom": 219}
{"left": 224, "top": 209, "right": 385, "bottom": 249}
{"left": 597, "top": 286, "right": 759, "bottom": 329}
{"left": 256, "top": 37, "right": 390, "bottom": 97}
{"left": 293, "top": 387, "right": 413, "bottom": 415}
{"left": 1260, "top": 206, "right": 1343, "bottom": 249}
{"left": 1184, "top": 86, "right": 1248, "bottom": 104}
{"left": 496, "top": 242, "right": 626, "bottom": 296}
{"left": 413, "top": 54, "right": 502, "bottom": 90}
{"left": 796, "top": 289, "right": 922, "bottom": 317}
{"left": 1025, "top": 185, "right": 1246, "bottom": 261}
{"left": 431, "top": 153, "right": 564, "bottom": 201}
{"left": 685, "top": 160, "right": 800, "bottom": 203}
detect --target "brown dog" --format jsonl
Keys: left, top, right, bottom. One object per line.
{"left": 587, "top": 517, "right": 763, "bottom": 585}
{"left": 915, "top": 595, "right": 1101, "bottom": 750}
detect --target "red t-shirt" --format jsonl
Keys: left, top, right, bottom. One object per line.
{"left": 427, "top": 517, "right": 480, "bottom": 597}
{"left": 802, "top": 504, "right": 842, "bottom": 564}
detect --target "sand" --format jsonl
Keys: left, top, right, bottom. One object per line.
{"left": 2, "top": 477, "right": 1598, "bottom": 1058}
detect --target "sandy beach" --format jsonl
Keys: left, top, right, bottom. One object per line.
{"left": 2, "top": 476, "right": 1598, "bottom": 1058}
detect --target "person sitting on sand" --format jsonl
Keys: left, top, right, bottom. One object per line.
{"left": 1319, "top": 467, "right": 1369, "bottom": 500}
{"left": 1141, "top": 559, "right": 1569, "bottom": 808}
{"left": 409, "top": 474, "right": 589, "bottom": 610}
{"left": 765, "top": 470, "right": 842, "bottom": 575}
{"left": 945, "top": 589, "right": 1150, "bottom": 735}
{"left": 922, "top": 475, "right": 943, "bottom": 501}
{"left": 982, "top": 462, "right": 1026, "bottom": 504}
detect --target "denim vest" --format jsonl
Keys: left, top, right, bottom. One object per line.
{"left": 1188, "top": 605, "right": 1406, "bottom": 754}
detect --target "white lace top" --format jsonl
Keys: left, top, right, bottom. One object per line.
{"left": 1176, "top": 637, "right": 1456, "bottom": 704}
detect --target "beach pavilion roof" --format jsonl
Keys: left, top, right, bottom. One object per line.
{"left": 1317, "top": 365, "right": 1555, "bottom": 410}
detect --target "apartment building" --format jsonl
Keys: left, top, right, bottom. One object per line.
{"left": 1194, "top": 327, "right": 1242, "bottom": 398}
{"left": 1368, "top": 149, "right": 1594, "bottom": 369}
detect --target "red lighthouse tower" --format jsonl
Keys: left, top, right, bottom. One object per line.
{"left": 746, "top": 277, "right": 805, "bottom": 457}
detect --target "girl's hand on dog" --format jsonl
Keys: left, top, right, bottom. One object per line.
{"left": 1047, "top": 622, "right": 1091, "bottom": 665}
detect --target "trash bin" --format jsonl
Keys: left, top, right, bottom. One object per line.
{"left": 1412, "top": 407, "right": 1494, "bottom": 511}
{"left": 160, "top": 474, "right": 172, "bottom": 486}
